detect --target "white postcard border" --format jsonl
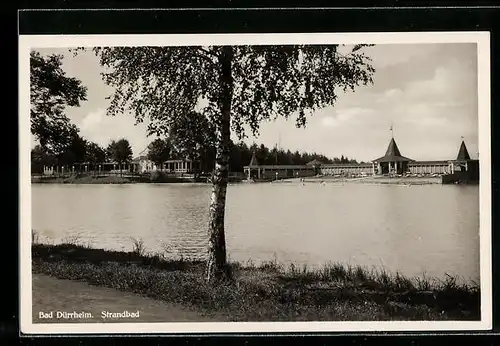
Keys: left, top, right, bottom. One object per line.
{"left": 19, "top": 31, "right": 492, "bottom": 334}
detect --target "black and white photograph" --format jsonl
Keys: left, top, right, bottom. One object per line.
{"left": 19, "top": 32, "right": 492, "bottom": 334}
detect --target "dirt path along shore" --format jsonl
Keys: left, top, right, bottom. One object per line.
{"left": 32, "top": 274, "right": 222, "bottom": 323}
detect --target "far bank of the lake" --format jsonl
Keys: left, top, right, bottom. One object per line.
{"left": 266, "top": 175, "right": 443, "bottom": 185}
{"left": 275, "top": 175, "right": 478, "bottom": 185}
{"left": 31, "top": 174, "right": 453, "bottom": 185}
{"left": 31, "top": 174, "right": 209, "bottom": 184}
{"left": 31, "top": 243, "right": 480, "bottom": 322}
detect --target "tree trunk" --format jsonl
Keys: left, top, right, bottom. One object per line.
{"left": 206, "top": 46, "right": 233, "bottom": 283}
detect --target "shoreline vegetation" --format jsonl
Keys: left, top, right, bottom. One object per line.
{"left": 30, "top": 173, "right": 208, "bottom": 185}
{"left": 31, "top": 238, "right": 480, "bottom": 321}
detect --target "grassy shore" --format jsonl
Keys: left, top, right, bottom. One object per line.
{"left": 32, "top": 175, "right": 137, "bottom": 184}
{"left": 31, "top": 174, "right": 206, "bottom": 184}
{"left": 31, "top": 242, "right": 480, "bottom": 321}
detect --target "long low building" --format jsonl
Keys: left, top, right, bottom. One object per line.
{"left": 243, "top": 153, "right": 317, "bottom": 180}
{"left": 42, "top": 157, "right": 198, "bottom": 176}
{"left": 243, "top": 137, "right": 478, "bottom": 180}
{"left": 131, "top": 156, "right": 197, "bottom": 174}
{"left": 319, "top": 160, "right": 451, "bottom": 176}
{"left": 320, "top": 163, "right": 373, "bottom": 176}
{"left": 408, "top": 161, "right": 449, "bottom": 174}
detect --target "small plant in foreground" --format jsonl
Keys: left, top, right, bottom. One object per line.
{"left": 131, "top": 237, "right": 147, "bottom": 256}
{"left": 61, "top": 232, "right": 86, "bottom": 247}
{"left": 32, "top": 229, "right": 39, "bottom": 244}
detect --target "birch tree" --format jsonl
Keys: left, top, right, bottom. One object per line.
{"left": 86, "top": 44, "right": 375, "bottom": 282}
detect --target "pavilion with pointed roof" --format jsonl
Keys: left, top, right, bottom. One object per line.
{"left": 447, "top": 139, "right": 479, "bottom": 180}
{"left": 456, "top": 140, "right": 471, "bottom": 161}
{"left": 248, "top": 150, "right": 260, "bottom": 167}
{"left": 372, "top": 137, "right": 414, "bottom": 175}
{"left": 244, "top": 150, "right": 262, "bottom": 179}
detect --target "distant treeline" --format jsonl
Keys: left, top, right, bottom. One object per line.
{"left": 31, "top": 135, "right": 360, "bottom": 174}
{"left": 31, "top": 137, "right": 133, "bottom": 174}
{"left": 226, "top": 142, "right": 359, "bottom": 172}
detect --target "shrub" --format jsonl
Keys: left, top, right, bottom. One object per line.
{"left": 131, "top": 237, "right": 147, "bottom": 256}
{"left": 149, "top": 170, "right": 164, "bottom": 182}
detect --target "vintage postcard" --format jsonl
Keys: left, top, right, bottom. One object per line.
{"left": 19, "top": 31, "right": 491, "bottom": 334}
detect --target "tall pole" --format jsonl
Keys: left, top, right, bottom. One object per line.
{"left": 276, "top": 132, "right": 281, "bottom": 165}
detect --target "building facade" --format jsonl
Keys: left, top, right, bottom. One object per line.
{"left": 243, "top": 152, "right": 316, "bottom": 180}
{"left": 129, "top": 156, "right": 197, "bottom": 174}
{"left": 164, "top": 159, "right": 197, "bottom": 174}
{"left": 319, "top": 163, "right": 373, "bottom": 176}
{"left": 408, "top": 161, "right": 449, "bottom": 174}
{"left": 42, "top": 161, "right": 134, "bottom": 175}
{"left": 131, "top": 156, "right": 157, "bottom": 173}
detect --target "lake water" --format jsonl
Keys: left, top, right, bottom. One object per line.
{"left": 31, "top": 182, "right": 480, "bottom": 282}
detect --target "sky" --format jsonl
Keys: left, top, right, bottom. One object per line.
{"left": 32, "top": 43, "right": 479, "bottom": 162}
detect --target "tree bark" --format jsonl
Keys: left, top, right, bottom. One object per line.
{"left": 206, "top": 46, "right": 233, "bottom": 283}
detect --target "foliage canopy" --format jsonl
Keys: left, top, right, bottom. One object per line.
{"left": 31, "top": 51, "right": 88, "bottom": 154}
{"left": 90, "top": 44, "right": 375, "bottom": 139}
